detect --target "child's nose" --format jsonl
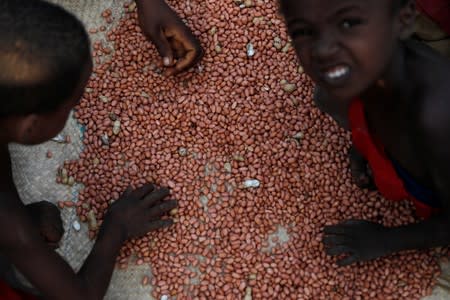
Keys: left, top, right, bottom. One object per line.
{"left": 312, "top": 34, "right": 339, "bottom": 61}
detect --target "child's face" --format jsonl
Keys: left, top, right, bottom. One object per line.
{"left": 20, "top": 61, "right": 92, "bottom": 145}
{"left": 281, "top": 0, "right": 405, "bottom": 102}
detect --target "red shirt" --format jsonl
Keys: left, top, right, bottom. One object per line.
{"left": 0, "top": 280, "right": 38, "bottom": 300}
{"left": 348, "top": 99, "right": 440, "bottom": 219}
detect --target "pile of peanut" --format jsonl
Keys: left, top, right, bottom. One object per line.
{"left": 60, "top": 1, "right": 441, "bottom": 299}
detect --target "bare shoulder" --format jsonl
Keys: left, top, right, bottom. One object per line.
{"left": 418, "top": 91, "right": 450, "bottom": 148}
{"left": 411, "top": 42, "right": 450, "bottom": 142}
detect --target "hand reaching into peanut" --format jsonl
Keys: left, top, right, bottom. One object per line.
{"left": 104, "top": 183, "right": 177, "bottom": 240}
{"left": 136, "top": 0, "right": 203, "bottom": 76}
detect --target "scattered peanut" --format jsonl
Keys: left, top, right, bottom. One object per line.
{"left": 62, "top": 2, "right": 442, "bottom": 299}
{"left": 142, "top": 275, "right": 149, "bottom": 286}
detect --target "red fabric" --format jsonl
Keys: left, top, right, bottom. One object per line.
{"left": 417, "top": 0, "right": 450, "bottom": 35}
{"left": 0, "top": 280, "right": 38, "bottom": 300}
{"left": 348, "top": 99, "right": 436, "bottom": 219}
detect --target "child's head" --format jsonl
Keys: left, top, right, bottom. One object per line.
{"left": 0, "top": 0, "right": 92, "bottom": 145}
{"left": 279, "top": 0, "right": 416, "bottom": 102}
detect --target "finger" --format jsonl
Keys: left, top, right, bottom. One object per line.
{"left": 169, "top": 38, "right": 187, "bottom": 59}
{"left": 146, "top": 219, "right": 174, "bottom": 232}
{"left": 337, "top": 255, "right": 359, "bottom": 267}
{"left": 325, "top": 245, "right": 352, "bottom": 256}
{"left": 323, "top": 220, "right": 364, "bottom": 234}
{"left": 322, "top": 235, "right": 351, "bottom": 246}
{"left": 152, "top": 28, "right": 174, "bottom": 67}
{"left": 164, "top": 34, "right": 202, "bottom": 75}
{"left": 148, "top": 200, "right": 178, "bottom": 218}
{"left": 122, "top": 186, "right": 133, "bottom": 197}
{"left": 165, "top": 48, "right": 201, "bottom": 76}
{"left": 133, "top": 183, "right": 155, "bottom": 199}
{"left": 134, "top": 219, "right": 174, "bottom": 238}
{"left": 341, "top": 219, "right": 365, "bottom": 226}
{"left": 323, "top": 225, "right": 350, "bottom": 235}
{"left": 142, "top": 187, "right": 171, "bottom": 206}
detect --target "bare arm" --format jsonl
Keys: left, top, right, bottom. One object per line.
{"left": 322, "top": 98, "right": 450, "bottom": 265}
{"left": 0, "top": 192, "right": 123, "bottom": 300}
{"left": 386, "top": 106, "right": 450, "bottom": 251}
{"left": 0, "top": 148, "right": 176, "bottom": 300}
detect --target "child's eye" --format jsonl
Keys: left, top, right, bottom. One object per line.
{"left": 340, "top": 18, "right": 363, "bottom": 30}
{"left": 291, "top": 27, "right": 314, "bottom": 39}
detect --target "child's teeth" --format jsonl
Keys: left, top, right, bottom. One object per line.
{"left": 326, "top": 67, "right": 348, "bottom": 79}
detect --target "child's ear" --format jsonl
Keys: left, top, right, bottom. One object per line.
{"left": 397, "top": 0, "right": 417, "bottom": 40}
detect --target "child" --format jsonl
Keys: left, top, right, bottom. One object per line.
{"left": 0, "top": 0, "right": 177, "bottom": 298}
{"left": 279, "top": 0, "right": 450, "bottom": 266}
{"left": 311, "top": 0, "right": 450, "bottom": 136}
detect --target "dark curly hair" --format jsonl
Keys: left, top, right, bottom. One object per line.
{"left": 0, "top": 0, "right": 90, "bottom": 117}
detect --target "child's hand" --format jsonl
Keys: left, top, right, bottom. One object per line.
{"left": 105, "top": 184, "right": 177, "bottom": 240}
{"left": 137, "top": 0, "right": 203, "bottom": 76}
{"left": 26, "top": 201, "right": 64, "bottom": 249}
{"left": 322, "top": 220, "right": 391, "bottom": 266}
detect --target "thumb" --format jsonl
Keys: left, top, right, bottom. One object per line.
{"left": 153, "top": 28, "right": 174, "bottom": 67}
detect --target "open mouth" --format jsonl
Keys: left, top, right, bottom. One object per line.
{"left": 320, "top": 64, "right": 351, "bottom": 86}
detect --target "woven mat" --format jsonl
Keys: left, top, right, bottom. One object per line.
{"left": 8, "top": 1, "right": 450, "bottom": 299}
{"left": 9, "top": 1, "right": 154, "bottom": 299}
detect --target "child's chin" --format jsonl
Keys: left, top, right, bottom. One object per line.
{"left": 326, "top": 88, "right": 359, "bottom": 104}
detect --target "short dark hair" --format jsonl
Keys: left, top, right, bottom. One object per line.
{"left": 0, "top": 0, "right": 90, "bottom": 117}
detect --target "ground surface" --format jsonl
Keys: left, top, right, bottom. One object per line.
{"left": 8, "top": 0, "right": 450, "bottom": 299}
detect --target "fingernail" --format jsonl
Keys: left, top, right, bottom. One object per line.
{"left": 163, "top": 57, "right": 171, "bottom": 66}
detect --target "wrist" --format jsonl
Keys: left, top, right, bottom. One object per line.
{"left": 381, "top": 227, "right": 397, "bottom": 253}
{"left": 100, "top": 213, "right": 127, "bottom": 243}
{"left": 383, "top": 225, "right": 419, "bottom": 253}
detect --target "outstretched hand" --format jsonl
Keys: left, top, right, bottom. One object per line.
{"left": 137, "top": 0, "right": 203, "bottom": 76}
{"left": 105, "top": 184, "right": 177, "bottom": 240}
{"left": 323, "top": 220, "right": 392, "bottom": 266}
